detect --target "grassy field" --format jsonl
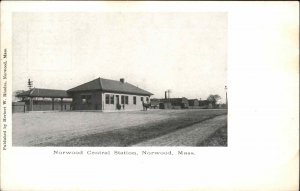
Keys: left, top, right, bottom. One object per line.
{"left": 13, "top": 109, "right": 227, "bottom": 146}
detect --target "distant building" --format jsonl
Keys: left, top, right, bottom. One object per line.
{"left": 188, "top": 99, "right": 199, "bottom": 107}
{"left": 149, "top": 99, "right": 160, "bottom": 109}
{"left": 151, "top": 97, "right": 189, "bottom": 109}
{"left": 150, "top": 98, "right": 171, "bottom": 109}
{"left": 199, "top": 100, "right": 212, "bottom": 109}
{"left": 169, "top": 97, "right": 189, "bottom": 109}
{"left": 67, "top": 77, "right": 153, "bottom": 111}
{"left": 160, "top": 102, "right": 173, "bottom": 109}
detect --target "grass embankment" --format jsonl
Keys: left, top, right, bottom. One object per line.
{"left": 197, "top": 125, "right": 227, "bottom": 146}
{"left": 40, "top": 110, "right": 227, "bottom": 147}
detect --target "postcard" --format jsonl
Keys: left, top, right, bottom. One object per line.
{"left": 1, "top": 1, "right": 298, "bottom": 191}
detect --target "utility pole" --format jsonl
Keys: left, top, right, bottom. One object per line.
{"left": 167, "top": 89, "right": 171, "bottom": 102}
{"left": 28, "top": 78, "right": 33, "bottom": 90}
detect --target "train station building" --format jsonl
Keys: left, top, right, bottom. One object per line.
{"left": 67, "top": 77, "right": 153, "bottom": 111}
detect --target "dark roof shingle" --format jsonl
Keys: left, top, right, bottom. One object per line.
{"left": 67, "top": 77, "right": 153, "bottom": 96}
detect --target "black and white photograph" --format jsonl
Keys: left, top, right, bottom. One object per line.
{"left": 1, "top": 2, "right": 298, "bottom": 191}
{"left": 12, "top": 12, "right": 228, "bottom": 147}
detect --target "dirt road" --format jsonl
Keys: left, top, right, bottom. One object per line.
{"left": 13, "top": 109, "right": 227, "bottom": 146}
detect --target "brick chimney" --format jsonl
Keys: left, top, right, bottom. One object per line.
{"left": 120, "top": 78, "right": 125, "bottom": 83}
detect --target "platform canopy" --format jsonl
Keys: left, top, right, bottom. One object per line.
{"left": 16, "top": 88, "right": 71, "bottom": 98}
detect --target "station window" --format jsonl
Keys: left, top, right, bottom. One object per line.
{"left": 82, "top": 97, "right": 86, "bottom": 104}
{"left": 121, "top": 95, "right": 125, "bottom": 104}
{"left": 116, "top": 95, "right": 119, "bottom": 104}
{"left": 105, "top": 94, "right": 110, "bottom": 104}
{"left": 146, "top": 97, "right": 149, "bottom": 102}
{"left": 81, "top": 95, "right": 91, "bottom": 104}
{"left": 86, "top": 95, "right": 92, "bottom": 104}
{"left": 110, "top": 95, "right": 114, "bottom": 104}
{"left": 125, "top": 96, "right": 129, "bottom": 104}
{"left": 141, "top": 97, "right": 144, "bottom": 102}
{"left": 133, "top": 96, "right": 136, "bottom": 105}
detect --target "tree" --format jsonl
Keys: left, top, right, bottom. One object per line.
{"left": 207, "top": 94, "right": 221, "bottom": 108}
{"left": 13, "top": 90, "right": 25, "bottom": 101}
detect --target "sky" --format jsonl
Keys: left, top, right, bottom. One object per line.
{"left": 12, "top": 12, "right": 227, "bottom": 102}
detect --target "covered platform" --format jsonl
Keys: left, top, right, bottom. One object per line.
{"left": 16, "top": 88, "right": 72, "bottom": 111}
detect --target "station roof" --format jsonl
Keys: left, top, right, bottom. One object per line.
{"left": 67, "top": 77, "right": 153, "bottom": 96}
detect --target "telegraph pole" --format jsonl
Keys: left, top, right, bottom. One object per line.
{"left": 28, "top": 78, "right": 33, "bottom": 90}
{"left": 167, "top": 89, "right": 171, "bottom": 102}
{"left": 27, "top": 78, "right": 33, "bottom": 111}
